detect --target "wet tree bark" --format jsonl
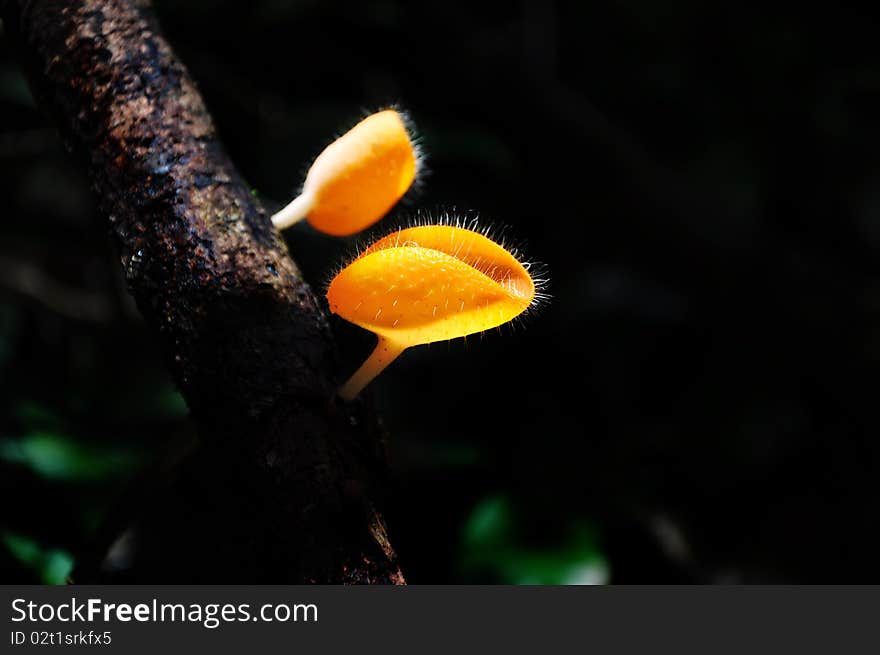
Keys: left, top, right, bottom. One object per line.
{"left": 1, "top": 0, "right": 404, "bottom": 583}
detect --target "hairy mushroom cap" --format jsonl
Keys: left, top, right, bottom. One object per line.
{"left": 329, "top": 225, "right": 535, "bottom": 345}
{"left": 327, "top": 224, "right": 539, "bottom": 399}
{"left": 272, "top": 109, "right": 418, "bottom": 236}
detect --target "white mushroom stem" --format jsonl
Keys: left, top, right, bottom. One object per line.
{"left": 271, "top": 191, "right": 314, "bottom": 230}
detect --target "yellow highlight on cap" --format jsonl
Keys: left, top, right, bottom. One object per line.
{"left": 272, "top": 110, "right": 417, "bottom": 236}
{"left": 327, "top": 225, "right": 536, "bottom": 399}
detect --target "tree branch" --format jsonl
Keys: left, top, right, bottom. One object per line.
{"left": 2, "top": 0, "right": 404, "bottom": 584}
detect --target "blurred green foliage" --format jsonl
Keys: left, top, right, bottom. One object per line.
{"left": 1, "top": 532, "right": 73, "bottom": 584}
{"left": 460, "top": 494, "right": 609, "bottom": 585}
{"left": 0, "top": 431, "right": 139, "bottom": 482}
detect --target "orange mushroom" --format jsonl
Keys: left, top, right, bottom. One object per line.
{"left": 271, "top": 109, "right": 419, "bottom": 236}
{"left": 327, "top": 224, "right": 541, "bottom": 400}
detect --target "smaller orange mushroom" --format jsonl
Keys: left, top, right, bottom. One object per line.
{"left": 327, "top": 224, "right": 540, "bottom": 400}
{"left": 271, "top": 109, "right": 418, "bottom": 236}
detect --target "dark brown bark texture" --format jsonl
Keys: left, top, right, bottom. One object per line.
{"left": 2, "top": 0, "right": 404, "bottom": 583}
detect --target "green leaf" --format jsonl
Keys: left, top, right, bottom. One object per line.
{"left": 2, "top": 531, "right": 74, "bottom": 585}
{"left": 0, "top": 431, "right": 140, "bottom": 482}
{"left": 462, "top": 494, "right": 514, "bottom": 549}
{"left": 459, "top": 494, "right": 610, "bottom": 585}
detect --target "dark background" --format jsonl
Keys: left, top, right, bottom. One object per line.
{"left": 2, "top": 0, "right": 880, "bottom": 584}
